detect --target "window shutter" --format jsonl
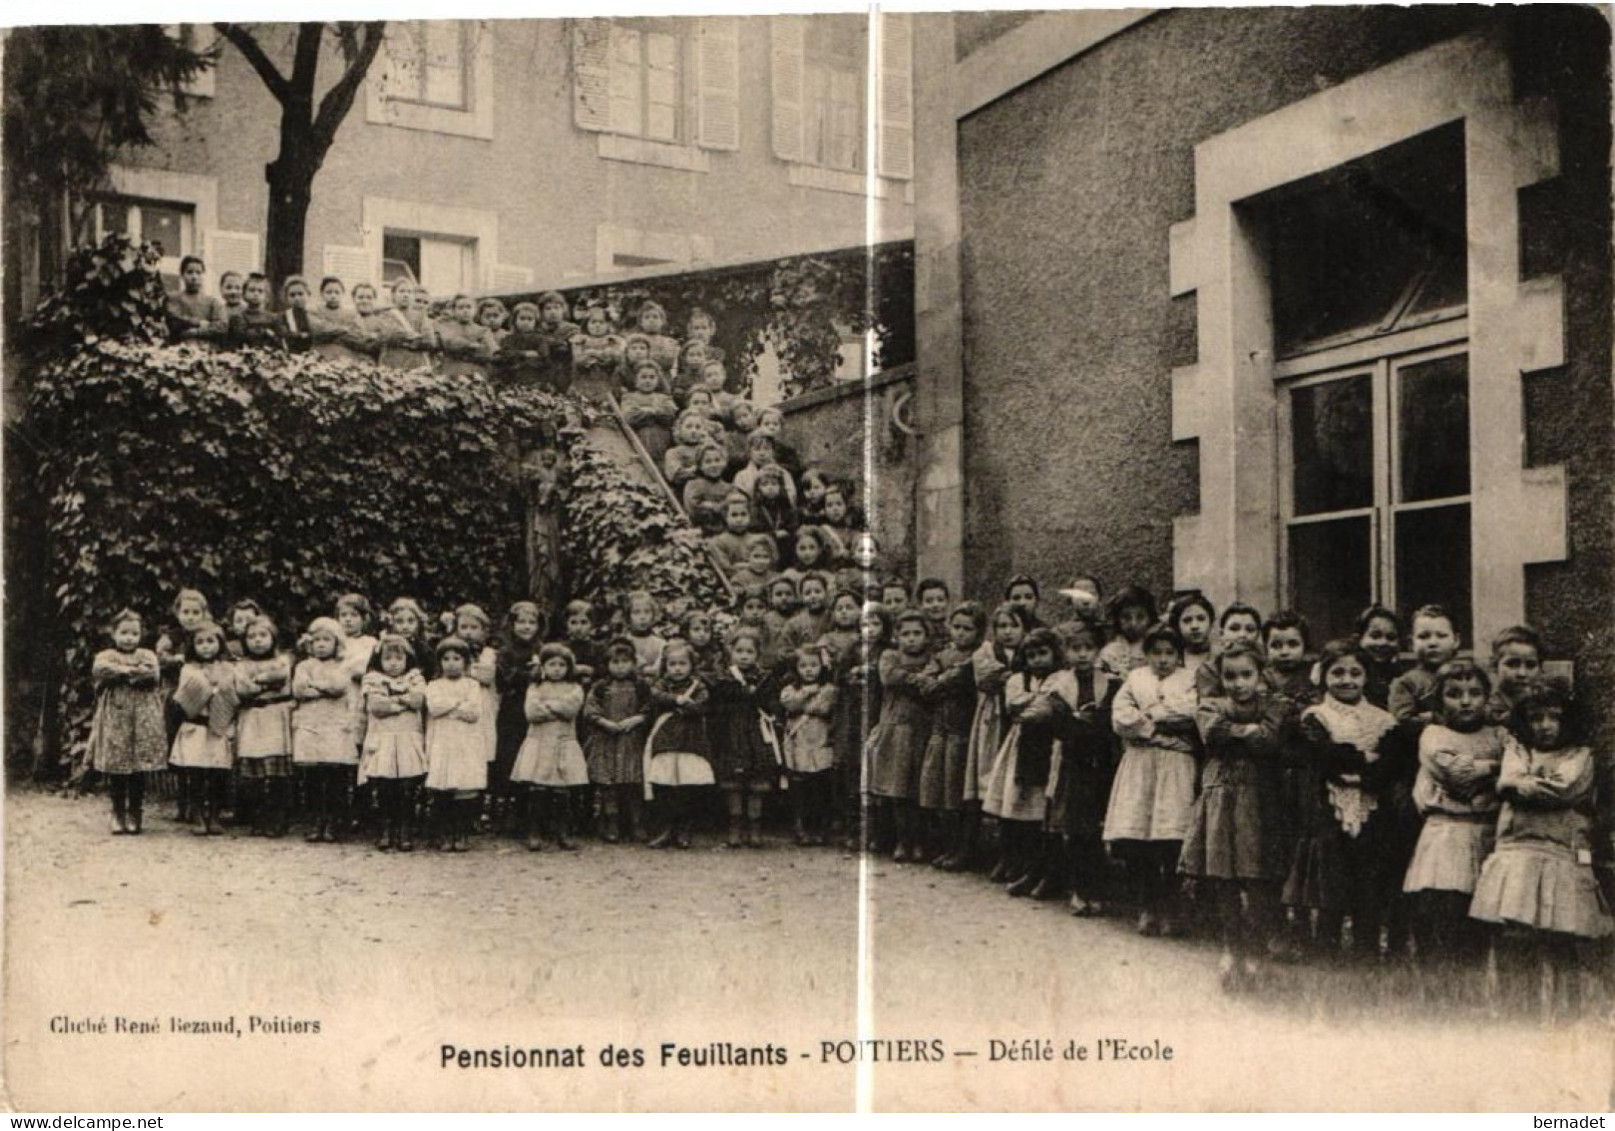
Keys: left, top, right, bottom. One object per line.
{"left": 771, "top": 16, "right": 806, "bottom": 162}
{"left": 572, "top": 19, "right": 614, "bottom": 132}
{"left": 696, "top": 18, "right": 741, "bottom": 151}
{"left": 203, "top": 229, "right": 260, "bottom": 279}
{"left": 490, "top": 263, "right": 534, "bottom": 291}
{"left": 322, "top": 245, "right": 374, "bottom": 292}
{"left": 876, "top": 12, "right": 913, "bottom": 180}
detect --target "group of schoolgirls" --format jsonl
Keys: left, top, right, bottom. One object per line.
{"left": 82, "top": 582, "right": 851, "bottom": 856}
{"left": 160, "top": 254, "right": 744, "bottom": 405}
{"left": 853, "top": 571, "right": 1611, "bottom": 1001}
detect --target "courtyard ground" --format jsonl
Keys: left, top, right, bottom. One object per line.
{"left": 4, "top": 787, "right": 1611, "bottom": 1112}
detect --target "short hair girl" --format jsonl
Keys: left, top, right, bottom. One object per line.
{"left": 644, "top": 638, "right": 713, "bottom": 849}
{"left": 583, "top": 638, "right": 652, "bottom": 843}
{"left": 90, "top": 609, "right": 167, "bottom": 834}
{"left": 360, "top": 633, "right": 428, "bottom": 851}
{"left": 423, "top": 636, "right": 487, "bottom": 852}
{"left": 1402, "top": 659, "right": 1502, "bottom": 969}
{"left": 1181, "top": 639, "right": 1291, "bottom": 989}
{"left": 510, "top": 642, "right": 589, "bottom": 851}
{"left": 778, "top": 643, "right": 839, "bottom": 845}
{"left": 866, "top": 610, "right": 937, "bottom": 860}
{"left": 920, "top": 600, "right": 985, "bottom": 869}
{"left": 291, "top": 616, "right": 356, "bottom": 843}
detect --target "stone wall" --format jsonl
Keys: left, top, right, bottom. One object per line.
{"left": 778, "top": 365, "right": 916, "bottom": 577}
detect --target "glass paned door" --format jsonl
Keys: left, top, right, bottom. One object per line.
{"left": 1280, "top": 343, "right": 1471, "bottom": 642}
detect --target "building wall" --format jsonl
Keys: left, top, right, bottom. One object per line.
{"left": 118, "top": 18, "right": 911, "bottom": 290}
{"left": 952, "top": 8, "right": 1612, "bottom": 727}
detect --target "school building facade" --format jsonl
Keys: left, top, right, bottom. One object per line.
{"left": 9, "top": 16, "right": 914, "bottom": 307}
{"left": 908, "top": 9, "right": 1613, "bottom": 736}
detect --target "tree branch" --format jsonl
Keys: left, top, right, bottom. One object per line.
{"left": 213, "top": 23, "right": 290, "bottom": 104}
{"left": 289, "top": 23, "right": 324, "bottom": 105}
{"left": 333, "top": 22, "right": 361, "bottom": 65}
{"left": 310, "top": 21, "right": 387, "bottom": 151}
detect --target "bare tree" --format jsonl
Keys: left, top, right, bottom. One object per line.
{"left": 214, "top": 22, "right": 387, "bottom": 286}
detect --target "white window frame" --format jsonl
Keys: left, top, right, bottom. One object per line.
{"left": 1276, "top": 330, "right": 1473, "bottom": 633}
{"left": 573, "top": 17, "right": 736, "bottom": 171}
{"left": 367, "top": 20, "right": 494, "bottom": 141}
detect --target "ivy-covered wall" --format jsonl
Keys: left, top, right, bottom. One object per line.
{"left": 6, "top": 240, "right": 737, "bottom": 776}
{"left": 506, "top": 240, "right": 914, "bottom": 400}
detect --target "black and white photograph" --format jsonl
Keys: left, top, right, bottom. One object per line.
{"left": 2, "top": 4, "right": 1613, "bottom": 1113}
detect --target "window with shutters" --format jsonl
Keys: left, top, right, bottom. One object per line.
{"left": 803, "top": 17, "right": 865, "bottom": 173}
{"left": 773, "top": 14, "right": 912, "bottom": 191}
{"left": 573, "top": 18, "right": 738, "bottom": 166}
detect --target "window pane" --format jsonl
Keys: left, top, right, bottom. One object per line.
{"left": 424, "top": 23, "right": 461, "bottom": 66}
{"left": 646, "top": 32, "right": 676, "bottom": 70}
{"left": 1289, "top": 516, "right": 1373, "bottom": 646}
{"left": 1290, "top": 375, "right": 1373, "bottom": 515}
{"left": 646, "top": 104, "right": 676, "bottom": 141}
{"left": 425, "top": 63, "right": 464, "bottom": 107}
{"left": 141, "top": 204, "right": 188, "bottom": 257}
{"left": 647, "top": 68, "right": 676, "bottom": 106}
{"left": 1247, "top": 121, "right": 1466, "bottom": 354}
{"left": 1394, "top": 503, "right": 1471, "bottom": 641}
{"left": 1397, "top": 352, "right": 1468, "bottom": 502}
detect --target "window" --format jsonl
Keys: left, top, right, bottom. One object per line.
{"left": 573, "top": 18, "right": 739, "bottom": 157}
{"left": 367, "top": 21, "right": 493, "bottom": 140}
{"left": 1280, "top": 343, "right": 1471, "bottom": 644}
{"left": 803, "top": 18, "right": 865, "bottom": 172}
{"left": 1258, "top": 123, "right": 1467, "bottom": 358}
{"left": 574, "top": 20, "right": 685, "bottom": 142}
{"left": 1257, "top": 122, "right": 1472, "bottom": 642}
{"left": 381, "top": 231, "right": 475, "bottom": 299}
{"left": 773, "top": 14, "right": 912, "bottom": 186}
{"left": 384, "top": 22, "right": 470, "bottom": 110}
{"left": 594, "top": 224, "right": 714, "bottom": 276}
{"left": 92, "top": 196, "right": 195, "bottom": 285}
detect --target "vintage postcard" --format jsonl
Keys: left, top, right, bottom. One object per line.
{"left": 4, "top": 5, "right": 1613, "bottom": 1113}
